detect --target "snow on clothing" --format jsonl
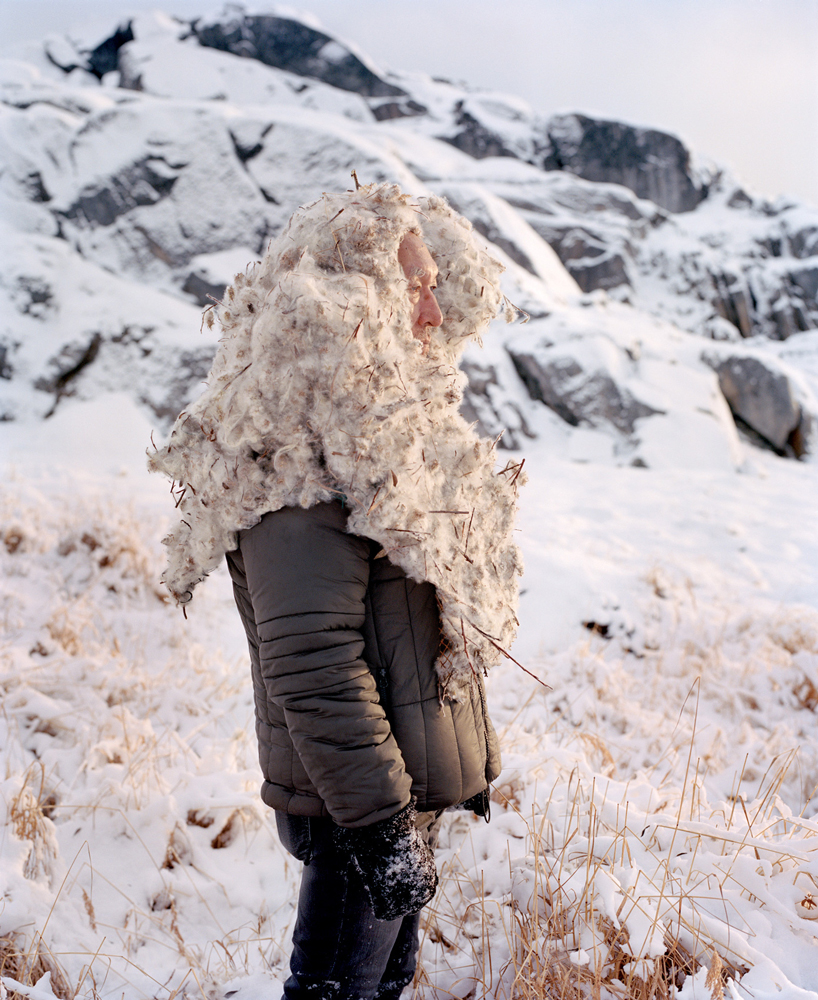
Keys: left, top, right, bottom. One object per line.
{"left": 226, "top": 501, "right": 501, "bottom": 827}
{"left": 335, "top": 799, "right": 438, "bottom": 921}
{"left": 148, "top": 183, "right": 525, "bottom": 700}
{"left": 276, "top": 810, "right": 443, "bottom": 999}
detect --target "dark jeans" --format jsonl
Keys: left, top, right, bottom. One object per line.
{"left": 276, "top": 813, "right": 439, "bottom": 1000}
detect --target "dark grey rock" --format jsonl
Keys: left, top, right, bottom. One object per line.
{"left": 62, "top": 156, "right": 183, "bottom": 229}
{"left": 439, "top": 101, "right": 519, "bottom": 160}
{"left": 229, "top": 122, "right": 273, "bottom": 163}
{"left": 788, "top": 264, "right": 818, "bottom": 304}
{"left": 191, "top": 15, "right": 405, "bottom": 98}
{"left": 539, "top": 114, "right": 707, "bottom": 214}
{"left": 140, "top": 348, "right": 215, "bottom": 429}
{"left": 533, "top": 225, "right": 631, "bottom": 292}
{"left": 750, "top": 266, "right": 816, "bottom": 342}
{"left": 754, "top": 234, "right": 784, "bottom": 258}
{"left": 0, "top": 341, "right": 14, "bottom": 380}
{"left": 509, "top": 184, "right": 652, "bottom": 224}
{"left": 46, "top": 22, "right": 136, "bottom": 78}
{"left": 567, "top": 251, "right": 630, "bottom": 293}
{"left": 509, "top": 351, "right": 663, "bottom": 434}
{"left": 528, "top": 217, "right": 630, "bottom": 290}
{"left": 727, "top": 188, "right": 754, "bottom": 209}
{"left": 705, "top": 354, "right": 806, "bottom": 455}
{"left": 547, "top": 227, "right": 609, "bottom": 264}
{"left": 371, "top": 99, "right": 427, "bottom": 121}
{"left": 787, "top": 225, "right": 818, "bottom": 259}
{"left": 86, "top": 21, "right": 134, "bottom": 79}
{"left": 182, "top": 273, "right": 227, "bottom": 308}
{"left": 567, "top": 251, "right": 631, "bottom": 293}
{"left": 35, "top": 332, "right": 102, "bottom": 417}
{"left": 770, "top": 295, "right": 812, "bottom": 340}
{"left": 12, "top": 276, "right": 54, "bottom": 318}
{"left": 460, "top": 360, "right": 536, "bottom": 449}
{"left": 710, "top": 271, "right": 754, "bottom": 338}
{"left": 20, "top": 171, "right": 51, "bottom": 203}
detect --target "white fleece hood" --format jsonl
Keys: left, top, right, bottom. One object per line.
{"left": 149, "top": 183, "right": 525, "bottom": 697}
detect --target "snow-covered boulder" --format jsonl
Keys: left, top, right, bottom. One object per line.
{"left": 502, "top": 302, "right": 745, "bottom": 469}
{"left": 703, "top": 350, "right": 814, "bottom": 456}
{"left": 0, "top": 224, "right": 213, "bottom": 425}
{"left": 52, "top": 101, "right": 271, "bottom": 286}
{"left": 43, "top": 19, "right": 134, "bottom": 79}
{"left": 508, "top": 333, "right": 663, "bottom": 435}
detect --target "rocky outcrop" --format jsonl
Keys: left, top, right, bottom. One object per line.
{"left": 460, "top": 359, "right": 536, "bottom": 449}
{"left": 34, "top": 332, "right": 102, "bottom": 417}
{"left": 45, "top": 103, "right": 274, "bottom": 284}
{"left": 709, "top": 269, "right": 754, "bottom": 338}
{"left": 181, "top": 273, "right": 226, "bottom": 308}
{"left": 44, "top": 22, "right": 135, "bottom": 78}
{"left": 491, "top": 169, "right": 818, "bottom": 340}
{"left": 6, "top": 9, "right": 817, "bottom": 463}
{"left": 440, "top": 100, "right": 519, "bottom": 160}
{"left": 191, "top": 14, "right": 405, "bottom": 98}
{"left": 788, "top": 224, "right": 818, "bottom": 259}
{"left": 538, "top": 227, "right": 631, "bottom": 292}
{"left": 538, "top": 114, "right": 708, "bottom": 214}
{"left": 370, "top": 98, "right": 427, "bottom": 121}
{"left": 709, "top": 261, "right": 817, "bottom": 342}
{"left": 86, "top": 22, "right": 135, "bottom": 79}
{"left": 509, "top": 349, "right": 663, "bottom": 435}
{"left": 61, "top": 156, "right": 182, "bottom": 229}
{"left": 139, "top": 347, "right": 216, "bottom": 425}
{"left": 704, "top": 353, "right": 811, "bottom": 456}
{"left": 788, "top": 262, "right": 818, "bottom": 304}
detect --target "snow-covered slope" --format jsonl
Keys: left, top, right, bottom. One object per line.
{"left": 2, "top": 8, "right": 818, "bottom": 999}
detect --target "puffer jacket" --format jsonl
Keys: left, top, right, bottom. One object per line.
{"left": 226, "top": 501, "right": 501, "bottom": 828}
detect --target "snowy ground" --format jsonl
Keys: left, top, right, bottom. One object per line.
{"left": 2, "top": 386, "right": 818, "bottom": 1000}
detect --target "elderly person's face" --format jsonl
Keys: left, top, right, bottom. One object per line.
{"left": 398, "top": 232, "right": 443, "bottom": 355}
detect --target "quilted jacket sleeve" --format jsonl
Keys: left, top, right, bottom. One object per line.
{"left": 237, "top": 502, "right": 413, "bottom": 828}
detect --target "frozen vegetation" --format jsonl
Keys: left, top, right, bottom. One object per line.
{"left": 2, "top": 7, "right": 818, "bottom": 998}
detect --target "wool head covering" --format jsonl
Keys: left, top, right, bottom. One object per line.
{"left": 149, "top": 182, "right": 525, "bottom": 697}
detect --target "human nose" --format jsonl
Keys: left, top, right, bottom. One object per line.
{"left": 418, "top": 288, "right": 442, "bottom": 328}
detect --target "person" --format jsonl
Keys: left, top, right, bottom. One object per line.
{"left": 149, "top": 183, "right": 525, "bottom": 999}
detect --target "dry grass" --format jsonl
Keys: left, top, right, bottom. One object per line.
{"left": 492, "top": 814, "right": 751, "bottom": 1000}
{"left": 416, "top": 798, "right": 760, "bottom": 999}
{"left": 0, "top": 934, "right": 72, "bottom": 999}
{"left": 9, "top": 764, "right": 59, "bottom": 884}
{"left": 415, "top": 666, "right": 818, "bottom": 1000}
{"left": 4, "top": 487, "right": 818, "bottom": 998}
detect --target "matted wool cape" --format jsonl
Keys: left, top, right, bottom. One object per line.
{"left": 149, "top": 183, "right": 525, "bottom": 698}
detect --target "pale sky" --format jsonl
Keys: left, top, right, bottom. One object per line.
{"left": 2, "top": 0, "right": 817, "bottom": 207}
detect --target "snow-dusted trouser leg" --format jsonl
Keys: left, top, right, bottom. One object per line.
{"left": 278, "top": 815, "right": 424, "bottom": 1000}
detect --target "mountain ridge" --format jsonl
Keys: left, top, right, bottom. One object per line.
{"left": 1, "top": 6, "right": 816, "bottom": 463}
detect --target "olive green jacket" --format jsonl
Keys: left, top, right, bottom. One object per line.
{"left": 227, "top": 502, "right": 501, "bottom": 828}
